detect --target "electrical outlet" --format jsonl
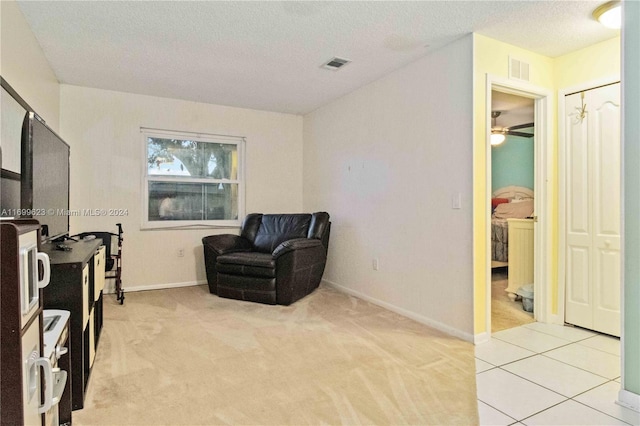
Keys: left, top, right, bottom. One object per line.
{"left": 372, "top": 258, "right": 379, "bottom": 271}
{"left": 177, "top": 248, "right": 184, "bottom": 257}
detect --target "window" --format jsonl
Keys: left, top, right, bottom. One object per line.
{"left": 142, "top": 128, "right": 245, "bottom": 229}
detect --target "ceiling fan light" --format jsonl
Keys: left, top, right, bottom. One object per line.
{"left": 593, "top": 1, "right": 621, "bottom": 29}
{"left": 491, "top": 133, "right": 506, "bottom": 146}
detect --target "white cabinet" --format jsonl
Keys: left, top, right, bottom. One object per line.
{"left": 505, "top": 219, "right": 534, "bottom": 300}
{"left": 94, "top": 246, "right": 106, "bottom": 300}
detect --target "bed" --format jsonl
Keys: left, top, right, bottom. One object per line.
{"left": 491, "top": 186, "right": 534, "bottom": 267}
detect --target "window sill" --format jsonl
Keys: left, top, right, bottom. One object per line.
{"left": 141, "top": 221, "right": 241, "bottom": 231}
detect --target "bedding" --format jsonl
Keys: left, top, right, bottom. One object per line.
{"left": 490, "top": 187, "right": 534, "bottom": 263}
{"left": 492, "top": 218, "right": 509, "bottom": 262}
{"left": 493, "top": 199, "right": 534, "bottom": 219}
{"left": 491, "top": 198, "right": 509, "bottom": 213}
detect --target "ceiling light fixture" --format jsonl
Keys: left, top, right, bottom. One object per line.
{"left": 490, "top": 111, "right": 506, "bottom": 146}
{"left": 491, "top": 132, "right": 506, "bottom": 146}
{"left": 592, "top": 1, "right": 621, "bottom": 29}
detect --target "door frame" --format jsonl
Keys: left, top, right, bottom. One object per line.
{"left": 485, "top": 74, "right": 554, "bottom": 335}
{"left": 557, "top": 75, "right": 620, "bottom": 325}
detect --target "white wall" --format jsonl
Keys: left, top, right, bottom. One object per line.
{"left": 60, "top": 85, "right": 303, "bottom": 290}
{"left": 302, "top": 36, "right": 474, "bottom": 340}
{"left": 0, "top": 0, "right": 60, "bottom": 132}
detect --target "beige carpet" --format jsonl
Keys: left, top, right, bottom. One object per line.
{"left": 74, "top": 284, "right": 478, "bottom": 425}
{"left": 491, "top": 269, "right": 534, "bottom": 333}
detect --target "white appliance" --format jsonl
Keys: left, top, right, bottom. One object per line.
{"left": 17, "top": 228, "right": 58, "bottom": 425}
{"left": 19, "top": 230, "right": 50, "bottom": 329}
{"left": 21, "top": 321, "right": 45, "bottom": 426}
{"left": 43, "top": 310, "right": 70, "bottom": 426}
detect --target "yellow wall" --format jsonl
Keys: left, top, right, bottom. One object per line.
{"left": 472, "top": 34, "right": 621, "bottom": 336}
{"left": 555, "top": 37, "right": 621, "bottom": 90}
{"left": 472, "top": 34, "right": 555, "bottom": 335}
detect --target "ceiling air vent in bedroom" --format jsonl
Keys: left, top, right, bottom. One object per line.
{"left": 322, "top": 57, "right": 351, "bottom": 71}
{"left": 509, "top": 56, "right": 530, "bottom": 82}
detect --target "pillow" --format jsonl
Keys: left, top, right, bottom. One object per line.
{"left": 493, "top": 199, "right": 534, "bottom": 219}
{"left": 492, "top": 198, "right": 510, "bottom": 209}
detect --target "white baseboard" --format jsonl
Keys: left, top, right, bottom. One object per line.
{"left": 548, "top": 314, "right": 565, "bottom": 325}
{"left": 103, "top": 279, "right": 206, "bottom": 294}
{"left": 618, "top": 388, "right": 640, "bottom": 413}
{"left": 323, "top": 279, "right": 474, "bottom": 343}
{"left": 474, "top": 332, "right": 490, "bottom": 345}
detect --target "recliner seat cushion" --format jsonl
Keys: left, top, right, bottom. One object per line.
{"left": 252, "top": 214, "right": 311, "bottom": 253}
{"left": 216, "top": 252, "right": 276, "bottom": 278}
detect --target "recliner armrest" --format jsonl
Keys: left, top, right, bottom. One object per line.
{"left": 273, "top": 238, "right": 323, "bottom": 258}
{"left": 202, "top": 234, "right": 252, "bottom": 255}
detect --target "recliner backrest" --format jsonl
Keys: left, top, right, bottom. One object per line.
{"left": 240, "top": 212, "right": 330, "bottom": 254}
{"left": 251, "top": 214, "right": 311, "bottom": 253}
{"left": 308, "top": 212, "right": 330, "bottom": 240}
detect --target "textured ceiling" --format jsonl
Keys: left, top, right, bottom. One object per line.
{"left": 16, "top": 1, "right": 619, "bottom": 115}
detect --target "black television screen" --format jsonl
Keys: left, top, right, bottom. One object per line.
{"left": 0, "top": 171, "right": 21, "bottom": 216}
{"left": 21, "top": 112, "right": 70, "bottom": 241}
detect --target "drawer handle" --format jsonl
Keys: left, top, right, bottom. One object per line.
{"left": 37, "top": 357, "right": 53, "bottom": 414}
{"left": 37, "top": 253, "right": 51, "bottom": 289}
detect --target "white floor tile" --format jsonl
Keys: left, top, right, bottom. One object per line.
{"left": 493, "top": 326, "right": 572, "bottom": 353}
{"left": 475, "top": 339, "right": 536, "bottom": 367}
{"left": 523, "top": 322, "right": 597, "bottom": 342}
{"left": 501, "top": 355, "right": 608, "bottom": 397}
{"left": 577, "top": 334, "right": 621, "bottom": 356}
{"left": 476, "top": 358, "right": 495, "bottom": 374}
{"left": 478, "top": 401, "right": 517, "bottom": 426}
{"left": 476, "top": 369, "right": 566, "bottom": 421}
{"left": 522, "top": 399, "right": 627, "bottom": 425}
{"left": 574, "top": 381, "right": 640, "bottom": 425}
{"left": 544, "top": 344, "right": 620, "bottom": 379}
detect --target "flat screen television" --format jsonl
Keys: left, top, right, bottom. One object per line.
{"left": 21, "top": 112, "right": 70, "bottom": 242}
{"left": 0, "top": 169, "right": 21, "bottom": 214}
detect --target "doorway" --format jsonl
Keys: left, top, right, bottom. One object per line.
{"left": 484, "top": 76, "right": 554, "bottom": 337}
{"left": 490, "top": 90, "right": 536, "bottom": 332}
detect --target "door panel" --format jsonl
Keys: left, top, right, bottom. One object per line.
{"left": 22, "top": 321, "right": 42, "bottom": 425}
{"left": 566, "top": 111, "right": 590, "bottom": 235}
{"left": 566, "top": 246, "right": 591, "bottom": 327}
{"left": 593, "top": 99, "right": 621, "bottom": 237}
{"left": 564, "top": 83, "right": 621, "bottom": 337}
{"left": 565, "top": 92, "right": 593, "bottom": 328}
{"left": 594, "top": 248, "right": 621, "bottom": 335}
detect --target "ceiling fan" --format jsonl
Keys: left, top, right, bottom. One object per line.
{"left": 491, "top": 111, "right": 534, "bottom": 145}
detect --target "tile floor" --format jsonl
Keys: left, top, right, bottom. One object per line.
{"left": 476, "top": 322, "right": 640, "bottom": 425}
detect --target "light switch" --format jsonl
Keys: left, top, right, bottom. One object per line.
{"left": 452, "top": 193, "right": 462, "bottom": 209}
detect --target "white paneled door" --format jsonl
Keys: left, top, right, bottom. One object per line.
{"left": 565, "top": 82, "right": 621, "bottom": 337}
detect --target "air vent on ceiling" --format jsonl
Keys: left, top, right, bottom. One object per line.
{"left": 509, "top": 56, "right": 530, "bottom": 82}
{"left": 322, "top": 57, "right": 351, "bottom": 71}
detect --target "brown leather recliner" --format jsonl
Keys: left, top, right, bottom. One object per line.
{"left": 202, "top": 212, "right": 330, "bottom": 305}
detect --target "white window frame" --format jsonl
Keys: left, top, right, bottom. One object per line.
{"left": 141, "top": 127, "right": 245, "bottom": 230}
